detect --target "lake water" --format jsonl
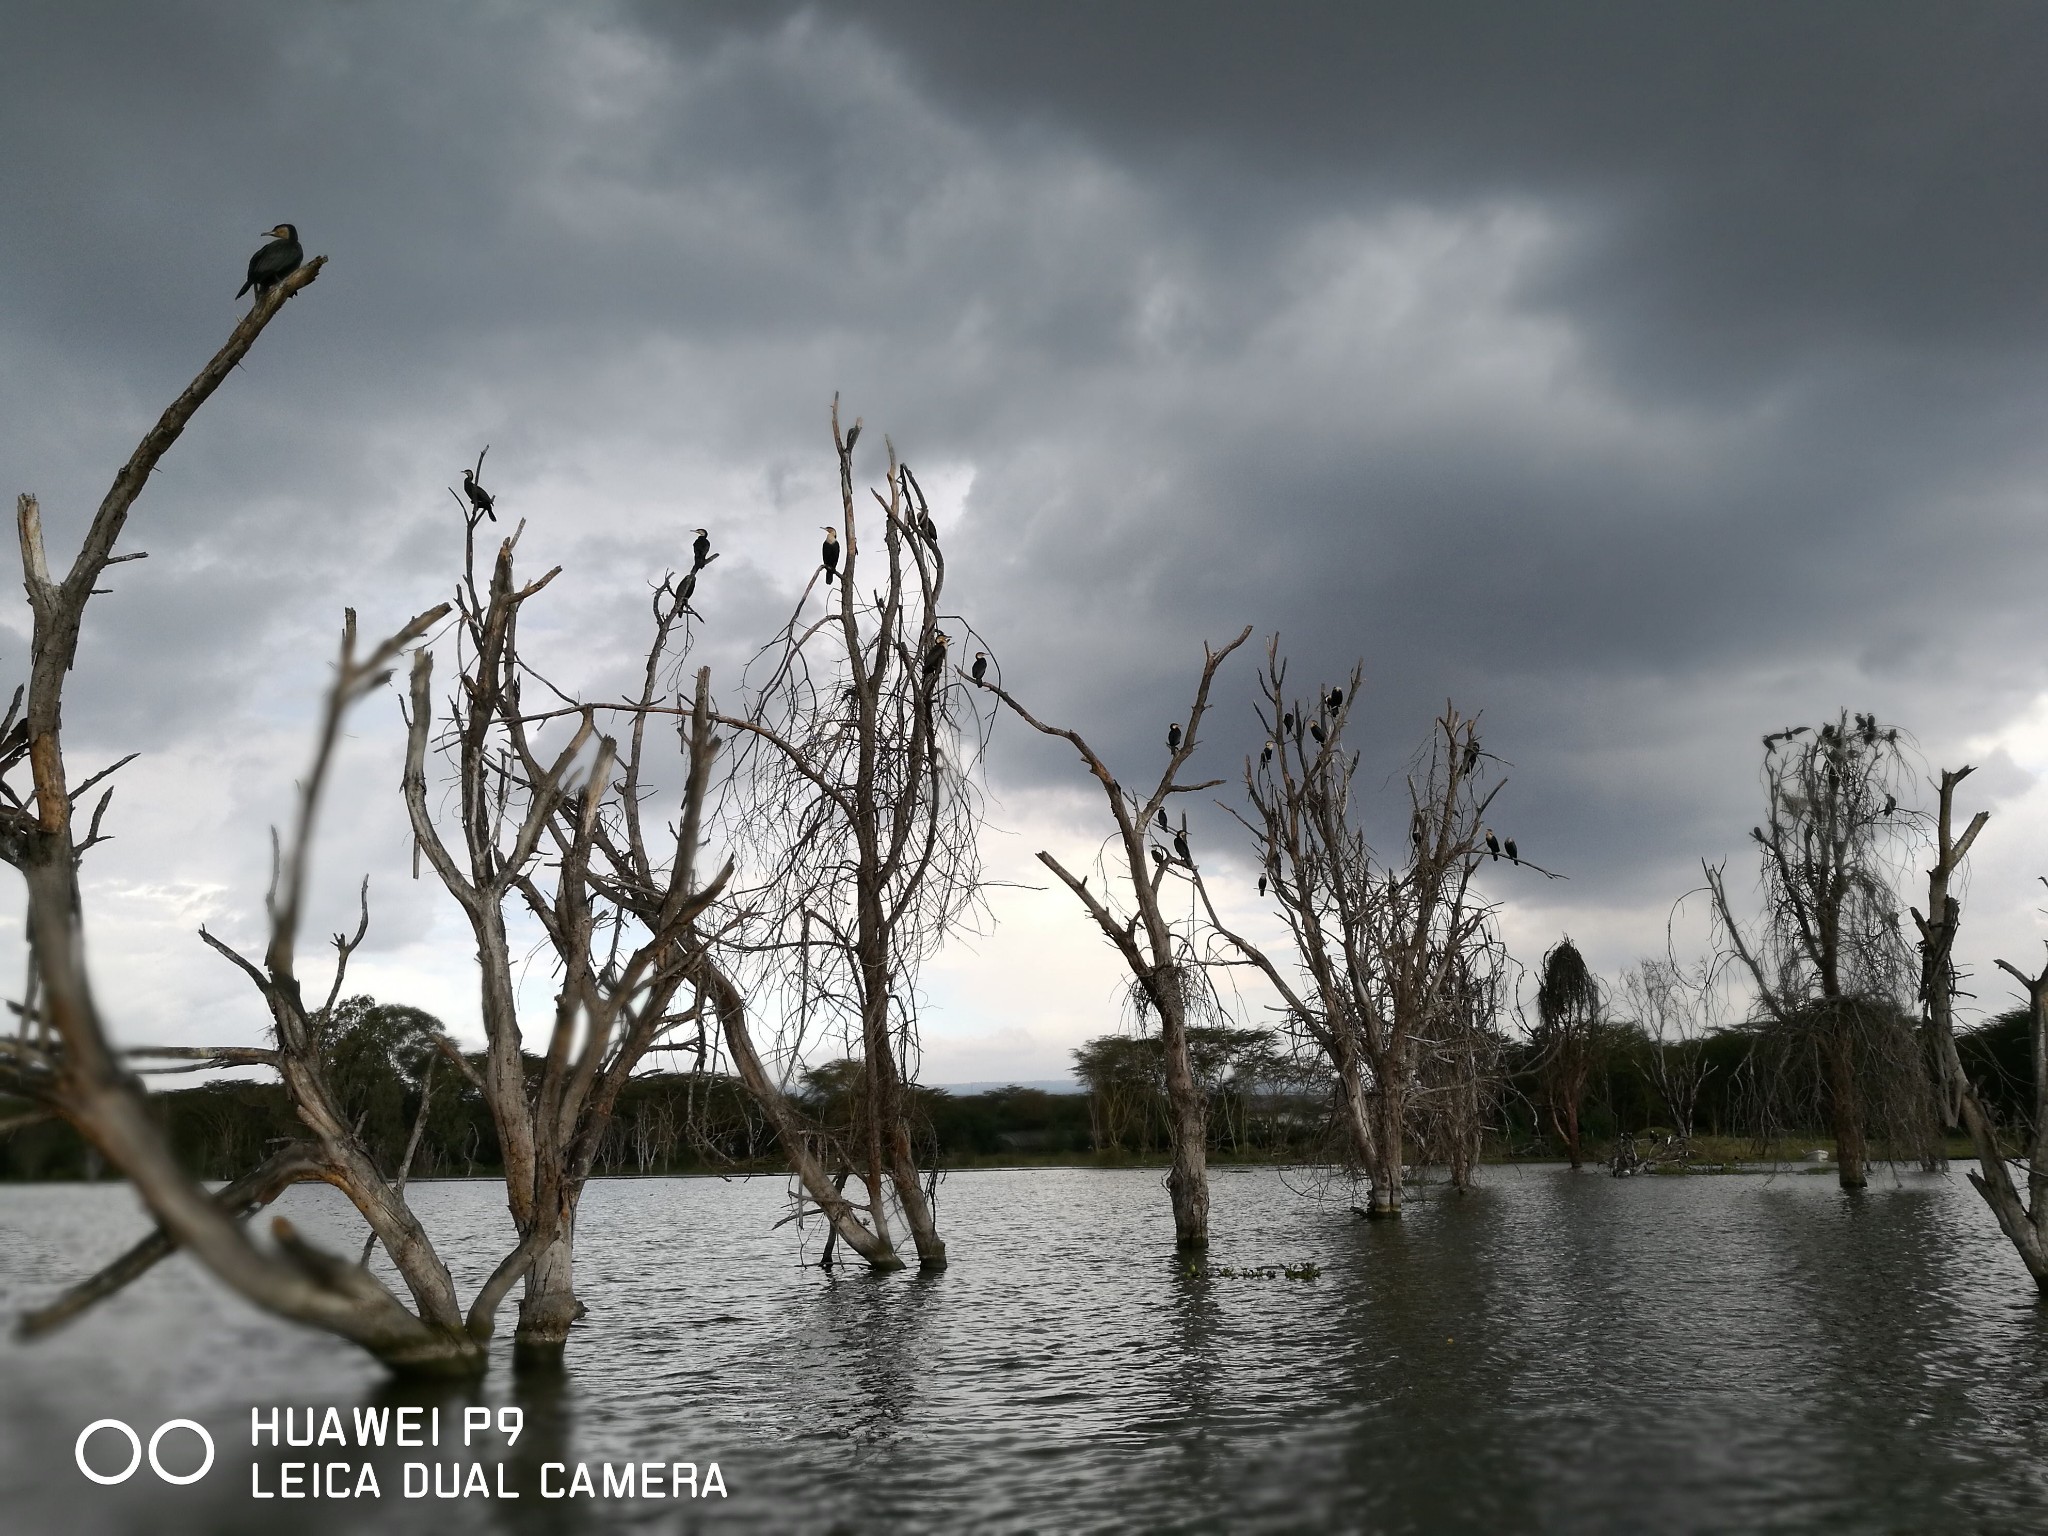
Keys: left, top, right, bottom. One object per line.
{"left": 3, "top": 1164, "right": 2047, "bottom": 1534}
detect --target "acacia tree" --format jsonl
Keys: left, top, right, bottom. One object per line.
{"left": 1195, "top": 647, "right": 1514, "bottom": 1215}
{"left": 977, "top": 626, "right": 1252, "bottom": 1249}
{"left": 713, "top": 405, "right": 985, "bottom": 1270}
{"left": 1533, "top": 938, "right": 1601, "bottom": 1170}
{"left": 1914, "top": 767, "right": 2048, "bottom": 1290}
{"left": 401, "top": 505, "right": 732, "bottom": 1358}
{"left": 1706, "top": 711, "right": 1934, "bottom": 1188}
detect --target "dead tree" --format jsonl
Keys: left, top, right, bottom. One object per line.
{"left": 977, "top": 625, "right": 1252, "bottom": 1249}
{"left": 1706, "top": 710, "right": 1935, "bottom": 1188}
{"left": 1198, "top": 664, "right": 1512, "bottom": 1216}
{"left": 1408, "top": 944, "right": 1509, "bottom": 1190}
{"left": 1619, "top": 957, "right": 1719, "bottom": 1143}
{"left": 401, "top": 508, "right": 731, "bottom": 1358}
{"left": 0, "top": 256, "right": 518, "bottom": 1373}
{"left": 1913, "top": 768, "right": 2048, "bottom": 1290}
{"left": 712, "top": 404, "right": 985, "bottom": 1270}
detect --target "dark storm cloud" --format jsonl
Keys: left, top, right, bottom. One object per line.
{"left": 6, "top": 1, "right": 2048, "bottom": 1060}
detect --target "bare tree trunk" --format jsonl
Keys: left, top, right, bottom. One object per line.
{"left": 1155, "top": 985, "right": 1210, "bottom": 1248}
{"left": 1827, "top": 1020, "right": 1869, "bottom": 1190}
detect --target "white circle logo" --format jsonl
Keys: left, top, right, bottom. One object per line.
{"left": 74, "top": 1418, "right": 214, "bottom": 1485}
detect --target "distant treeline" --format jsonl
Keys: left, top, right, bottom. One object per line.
{"left": 4, "top": 995, "right": 2030, "bottom": 1183}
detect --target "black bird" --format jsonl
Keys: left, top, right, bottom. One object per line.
{"left": 822, "top": 527, "right": 841, "bottom": 585}
{"left": 1462, "top": 739, "right": 1481, "bottom": 775}
{"left": 1861, "top": 716, "right": 1878, "bottom": 746}
{"left": 1260, "top": 740, "right": 1274, "bottom": 768}
{"left": 1282, "top": 711, "right": 1295, "bottom": 736}
{"left": 1158, "top": 808, "right": 1168, "bottom": 830}
{"left": 923, "top": 633, "right": 949, "bottom": 676}
{"left": 461, "top": 468, "right": 496, "bottom": 522}
{"left": 1167, "top": 722, "right": 1183, "bottom": 752}
{"left": 692, "top": 529, "right": 712, "bottom": 572}
{"left": 1411, "top": 811, "right": 1426, "bottom": 848}
{"left": 1173, "top": 831, "right": 1191, "bottom": 866}
{"left": 844, "top": 422, "right": 861, "bottom": 452}
{"left": 237, "top": 224, "right": 302, "bottom": 299}
{"left": 1484, "top": 830, "right": 1501, "bottom": 861}
{"left": 1883, "top": 793, "right": 1896, "bottom": 816}
{"left": 1505, "top": 837, "right": 1519, "bottom": 865}
{"left": 1309, "top": 722, "right": 1325, "bottom": 746}
{"left": 972, "top": 651, "right": 988, "bottom": 684}
{"left": 1151, "top": 846, "right": 1168, "bottom": 872}
{"left": 1325, "top": 688, "right": 1344, "bottom": 713}
{"left": 1258, "top": 874, "right": 1268, "bottom": 898}
{"left": 1751, "top": 825, "right": 1766, "bottom": 843}
{"left": 676, "top": 570, "right": 697, "bottom": 610}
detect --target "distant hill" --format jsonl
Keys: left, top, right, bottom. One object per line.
{"left": 932, "top": 1079, "right": 1085, "bottom": 1096}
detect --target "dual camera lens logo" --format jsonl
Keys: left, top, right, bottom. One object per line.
{"left": 74, "top": 1419, "right": 216, "bottom": 1486}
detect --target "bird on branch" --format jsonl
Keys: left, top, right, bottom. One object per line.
{"left": 237, "top": 224, "right": 302, "bottom": 299}
{"left": 1505, "top": 837, "right": 1519, "bottom": 864}
{"left": 1325, "top": 688, "right": 1344, "bottom": 713}
{"left": 1484, "top": 829, "right": 1501, "bottom": 861}
{"left": 1309, "top": 722, "right": 1325, "bottom": 746}
{"left": 822, "top": 526, "right": 841, "bottom": 585}
{"left": 692, "top": 529, "right": 712, "bottom": 572}
{"left": 1260, "top": 740, "right": 1273, "bottom": 768}
{"left": 461, "top": 467, "right": 495, "bottom": 523}
{"left": 1258, "top": 874, "right": 1268, "bottom": 897}
{"left": 844, "top": 422, "right": 861, "bottom": 452}
{"left": 1167, "top": 722, "right": 1183, "bottom": 752}
{"left": 923, "top": 633, "right": 949, "bottom": 677}
{"left": 1173, "top": 830, "right": 1192, "bottom": 867}
{"left": 972, "top": 651, "right": 988, "bottom": 683}
{"left": 1151, "top": 846, "right": 1168, "bottom": 872}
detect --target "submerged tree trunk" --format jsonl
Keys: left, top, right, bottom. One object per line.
{"left": 1827, "top": 1022, "right": 1869, "bottom": 1190}
{"left": 1367, "top": 1079, "right": 1406, "bottom": 1217}
{"left": 1156, "top": 986, "right": 1210, "bottom": 1249}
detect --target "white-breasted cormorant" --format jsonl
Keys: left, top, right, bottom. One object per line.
{"left": 1167, "top": 723, "right": 1183, "bottom": 752}
{"left": 1260, "top": 740, "right": 1273, "bottom": 768}
{"left": 1258, "top": 874, "right": 1268, "bottom": 897}
{"left": 1325, "top": 688, "right": 1343, "bottom": 713}
{"left": 1309, "top": 722, "right": 1325, "bottom": 746}
{"left": 972, "top": 652, "right": 988, "bottom": 684}
{"left": 237, "top": 224, "right": 302, "bottom": 299}
{"left": 1151, "top": 846, "right": 1167, "bottom": 871}
{"left": 1484, "top": 830, "right": 1501, "bottom": 861}
{"left": 1505, "top": 837, "right": 1518, "bottom": 864}
{"left": 692, "top": 529, "right": 712, "bottom": 572}
{"left": 461, "top": 469, "right": 495, "bottom": 522}
{"left": 1173, "top": 831, "right": 1191, "bottom": 866}
{"left": 923, "top": 633, "right": 949, "bottom": 676}
{"left": 822, "top": 526, "right": 840, "bottom": 585}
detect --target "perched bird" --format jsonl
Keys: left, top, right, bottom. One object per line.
{"left": 1751, "top": 825, "right": 1766, "bottom": 843}
{"left": 1283, "top": 711, "right": 1296, "bottom": 736}
{"left": 1505, "top": 837, "right": 1519, "bottom": 865}
{"left": 237, "top": 224, "right": 302, "bottom": 299}
{"left": 1484, "top": 829, "right": 1501, "bottom": 861}
{"left": 1411, "top": 811, "right": 1426, "bottom": 848}
{"left": 461, "top": 468, "right": 495, "bottom": 522}
{"left": 923, "top": 633, "right": 949, "bottom": 676}
{"left": 845, "top": 422, "right": 861, "bottom": 452}
{"left": 1309, "top": 722, "right": 1325, "bottom": 746}
{"left": 822, "top": 527, "right": 841, "bottom": 585}
{"left": 1258, "top": 874, "right": 1268, "bottom": 898}
{"left": 1173, "top": 831, "right": 1191, "bottom": 866}
{"left": 1462, "top": 739, "right": 1481, "bottom": 775}
{"left": 972, "top": 651, "right": 988, "bottom": 684}
{"left": 676, "top": 570, "right": 697, "bottom": 610}
{"left": 1325, "top": 688, "right": 1344, "bottom": 713}
{"left": 1861, "top": 716, "right": 1878, "bottom": 746}
{"left": 1260, "top": 740, "right": 1274, "bottom": 768}
{"left": 1151, "top": 846, "right": 1168, "bottom": 872}
{"left": 1167, "top": 722, "right": 1183, "bottom": 752}
{"left": 918, "top": 508, "right": 940, "bottom": 544}
{"left": 1158, "top": 808, "right": 1168, "bottom": 830}
{"left": 692, "top": 529, "right": 712, "bottom": 572}
{"left": 1883, "top": 793, "right": 1896, "bottom": 816}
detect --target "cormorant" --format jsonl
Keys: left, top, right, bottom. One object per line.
{"left": 923, "top": 633, "right": 949, "bottom": 676}
{"left": 1260, "top": 740, "right": 1273, "bottom": 768}
{"left": 1751, "top": 825, "right": 1766, "bottom": 843}
{"left": 844, "top": 423, "right": 861, "bottom": 452}
{"left": 692, "top": 529, "right": 712, "bottom": 572}
{"left": 461, "top": 468, "right": 495, "bottom": 522}
{"left": 1258, "top": 874, "right": 1268, "bottom": 898}
{"left": 1173, "top": 831, "right": 1191, "bottom": 866}
{"left": 1157, "top": 808, "right": 1168, "bottom": 830}
{"left": 1484, "top": 830, "right": 1501, "bottom": 861}
{"left": 237, "top": 224, "right": 302, "bottom": 299}
{"left": 1462, "top": 739, "right": 1481, "bottom": 775}
{"left": 822, "top": 527, "right": 841, "bottom": 585}
{"left": 676, "top": 570, "right": 697, "bottom": 610}
{"left": 1505, "top": 837, "right": 1519, "bottom": 864}
{"left": 972, "top": 652, "right": 988, "bottom": 684}
{"left": 1325, "top": 688, "right": 1344, "bottom": 713}
{"left": 1282, "top": 711, "right": 1295, "bottom": 735}
{"left": 1167, "top": 722, "right": 1183, "bottom": 752}
{"left": 1861, "top": 716, "right": 1878, "bottom": 746}
{"left": 1883, "top": 793, "right": 1896, "bottom": 816}
{"left": 1309, "top": 722, "right": 1325, "bottom": 746}
{"left": 1151, "top": 846, "right": 1168, "bottom": 872}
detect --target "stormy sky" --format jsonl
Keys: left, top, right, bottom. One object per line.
{"left": 8, "top": 1, "right": 2048, "bottom": 1083}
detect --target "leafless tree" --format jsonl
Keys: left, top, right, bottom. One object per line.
{"left": 1618, "top": 956, "right": 1719, "bottom": 1143}
{"left": 0, "top": 261, "right": 519, "bottom": 1373}
{"left": 1913, "top": 767, "right": 2048, "bottom": 1290}
{"left": 1196, "top": 655, "right": 1515, "bottom": 1216}
{"left": 1706, "top": 711, "right": 1936, "bottom": 1188}
{"left": 711, "top": 404, "right": 985, "bottom": 1270}
{"left": 976, "top": 626, "right": 1252, "bottom": 1248}
{"left": 400, "top": 504, "right": 732, "bottom": 1358}
{"left": 1407, "top": 944, "right": 1510, "bottom": 1190}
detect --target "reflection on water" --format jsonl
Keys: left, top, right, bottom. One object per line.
{"left": 4, "top": 1165, "right": 2048, "bottom": 1534}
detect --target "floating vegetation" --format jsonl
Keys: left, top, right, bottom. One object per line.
{"left": 1184, "top": 1261, "right": 1322, "bottom": 1282}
